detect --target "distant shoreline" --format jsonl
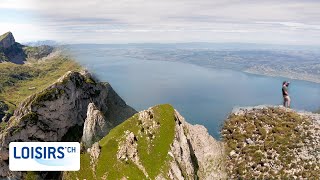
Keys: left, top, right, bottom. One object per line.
{"left": 111, "top": 53, "right": 320, "bottom": 85}
{"left": 244, "top": 70, "right": 320, "bottom": 84}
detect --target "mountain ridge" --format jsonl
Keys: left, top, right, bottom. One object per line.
{"left": 64, "top": 104, "right": 226, "bottom": 180}
{"left": 0, "top": 32, "right": 54, "bottom": 64}
{"left": 0, "top": 70, "right": 136, "bottom": 179}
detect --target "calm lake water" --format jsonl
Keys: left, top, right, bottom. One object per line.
{"left": 70, "top": 47, "right": 320, "bottom": 139}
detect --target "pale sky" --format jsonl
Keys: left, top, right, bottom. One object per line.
{"left": 0, "top": 0, "right": 320, "bottom": 45}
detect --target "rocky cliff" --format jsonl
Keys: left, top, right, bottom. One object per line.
{"left": 0, "top": 32, "right": 25, "bottom": 64}
{"left": 82, "top": 103, "right": 109, "bottom": 148}
{"left": 0, "top": 71, "right": 136, "bottom": 179}
{"left": 64, "top": 104, "right": 226, "bottom": 180}
{"left": 168, "top": 110, "right": 226, "bottom": 180}
{"left": 0, "top": 32, "right": 54, "bottom": 64}
{"left": 0, "top": 32, "right": 15, "bottom": 49}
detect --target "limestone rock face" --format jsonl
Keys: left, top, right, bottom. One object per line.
{"left": 168, "top": 110, "right": 227, "bottom": 180}
{"left": 113, "top": 107, "right": 227, "bottom": 179}
{"left": 0, "top": 71, "right": 136, "bottom": 179}
{"left": 113, "top": 107, "right": 226, "bottom": 179}
{"left": 82, "top": 103, "right": 108, "bottom": 148}
{"left": 87, "top": 142, "right": 101, "bottom": 173}
{"left": 0, "top": 32, "right": 26, "bottom": 64}
{"left": 117, "top": 130, "right": 148, "bottom": 177}
{"left": 88, "top": 142, "right": 101, "bottom": 162}
{"left": 0, "top": 32, "right": 15, "bottom": 49}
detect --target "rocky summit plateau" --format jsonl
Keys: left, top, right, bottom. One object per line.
{"left": 222, "top": 106, "right": 320, "bottom": 179}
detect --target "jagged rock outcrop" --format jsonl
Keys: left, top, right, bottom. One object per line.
{"left": 117, "top": 130, "right": 149, "bottom": 177}
{"left": 87, "top": 142, "right": 101, "bottom": 177}
{"left": 0, "top": 71, "right": 136, "bottom": 179}
{"left": 82, "top": 103, "right": 108, "bottom": 148}
{"left": 66, "top": 104, "right": 226, "bottom": 179}
{"left": 0, "top": 32, "right": 15, "bottom": 49}
{"left": 168, "top": 110, "right": 226, "bottom": 179}
{"left": 0, "top": 32, "right": 25, "bottom": 64}
{"left": 88, "top": 142, "right": 101, "bottom": 163}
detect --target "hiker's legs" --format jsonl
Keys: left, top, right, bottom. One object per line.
{"left": 283, "top": 96, "right": 290, "bottom": 108}
{"left": 283, "top": 96, "right": 288, "bottom": 107}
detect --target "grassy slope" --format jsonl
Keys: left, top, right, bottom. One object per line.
{"left": 65, "top": 104, "right": 176, "bottom": 179}
{"left": 222, "top": 107, "right": 319, "bottom": 179}
{"left": 0, "top": 56, "right": 81, "bottom": 112}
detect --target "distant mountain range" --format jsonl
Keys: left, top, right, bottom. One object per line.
{"left": 24, "top": 40, "right": 58, "bottom": 47}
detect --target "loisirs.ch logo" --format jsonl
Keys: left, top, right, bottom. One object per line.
{"left": 9, "top": 142, "right": 80, "bottom": 171}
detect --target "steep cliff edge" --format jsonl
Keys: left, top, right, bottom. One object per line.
{"left": 0, "top": 71, "right": 136, "bottom": 179}
{"left": 0, "top": 32, "right": 25, "bottom": 64}
{"left": 0, "top": 32, "right": 15, "bottom": 49}
{"left": 65, "top": 104, "right": 226, "bottom": 180}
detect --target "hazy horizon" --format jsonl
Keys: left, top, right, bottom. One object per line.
{"left": 1, "top": 0, "right": 320, "bottom": 45}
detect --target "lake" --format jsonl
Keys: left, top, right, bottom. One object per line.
{"left": 70, "top": 46, "right": 320, "bottom": 139}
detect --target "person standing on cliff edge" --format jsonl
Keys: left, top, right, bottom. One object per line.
{"left": 282, "top": 81, "right": 291, "bottom": 108}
